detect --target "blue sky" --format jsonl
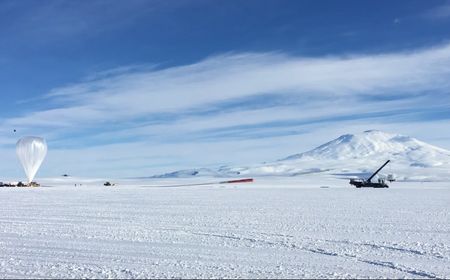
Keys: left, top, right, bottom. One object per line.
{"left": 1, "top": 0, "right": 450, "bottom": 178}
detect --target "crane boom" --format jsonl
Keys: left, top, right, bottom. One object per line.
{"left": 367, "top": 160, "right": 390, "bottom": 182}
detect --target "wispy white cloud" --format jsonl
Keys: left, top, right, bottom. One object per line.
{"left": 423, "top": 1, "right": 450, "bottom": 20}
{"left": 2, "top": 44, "right": 450, "bottom": 177}
{"left": 1, "top": 0, "right": 158, "bottom": 43}
{"left": 9, "top": 44, "right": 450, "bottom": 128}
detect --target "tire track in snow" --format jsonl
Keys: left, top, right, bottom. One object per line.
{"left": 178, "top": 229, "right": 440, "bottom": 279}
{"left": 350, "top": 257, "right": 437, "bottom": 279}
{"left": 323, "top": 239, "right": 447, "bottom": 260}
{"left": 293, "top": 245, "right": 438, "bottom": 279}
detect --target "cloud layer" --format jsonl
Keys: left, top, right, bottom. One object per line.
{"left": 2, "top": 44, "right": 450, "bottom": 178}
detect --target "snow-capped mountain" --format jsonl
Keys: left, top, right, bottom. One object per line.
{"left": 154, "top": 130, "right": 450, "bottom": 181}
{"left": 281, "top": 130, "right": 450, "bottom": 167}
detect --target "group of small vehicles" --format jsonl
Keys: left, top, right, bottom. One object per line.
{"left": 0, "top": 181, "right": 40, "bottom": 187}
{"left": 0, "top": 181, "right": 115, "bottom": 187}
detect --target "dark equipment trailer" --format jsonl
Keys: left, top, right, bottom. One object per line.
{"left": 350, "top": 160, "right": 391, "bottom": 188}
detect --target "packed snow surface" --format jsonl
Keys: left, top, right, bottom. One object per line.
{"left": 0, "top": 176, "right": 449, "bottom": 278}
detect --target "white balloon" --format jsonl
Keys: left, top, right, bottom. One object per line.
{"left": 16, "top": 136, "right": 47, "bottom": 183}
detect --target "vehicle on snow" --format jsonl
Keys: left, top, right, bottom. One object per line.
{"left": 349, "top": 160, "right": 391, "bottom": 188}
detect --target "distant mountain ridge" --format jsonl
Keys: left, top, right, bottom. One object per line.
{"left": 150, "top": 168, "right": 221, "bottom": 178}
{"left": 281, "top": 130, "right": 450, "bottom": 165}
{"left": 152, "top": 130, "right": 450, "bottom": 181}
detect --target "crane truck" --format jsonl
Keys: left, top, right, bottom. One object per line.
{"left": 349, "top": 160, "right": 391, "bottom": 188}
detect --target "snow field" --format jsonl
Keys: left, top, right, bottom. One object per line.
{"left": 0, "top": 178, "right": 449, "bottom": 278}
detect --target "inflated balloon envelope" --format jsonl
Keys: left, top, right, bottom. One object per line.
{"left": 16, "top": 136, "right": 47, "bottom": 184}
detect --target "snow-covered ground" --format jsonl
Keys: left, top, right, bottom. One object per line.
{"left": 1, "top": 176, "right": 449, "bottom": 278}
